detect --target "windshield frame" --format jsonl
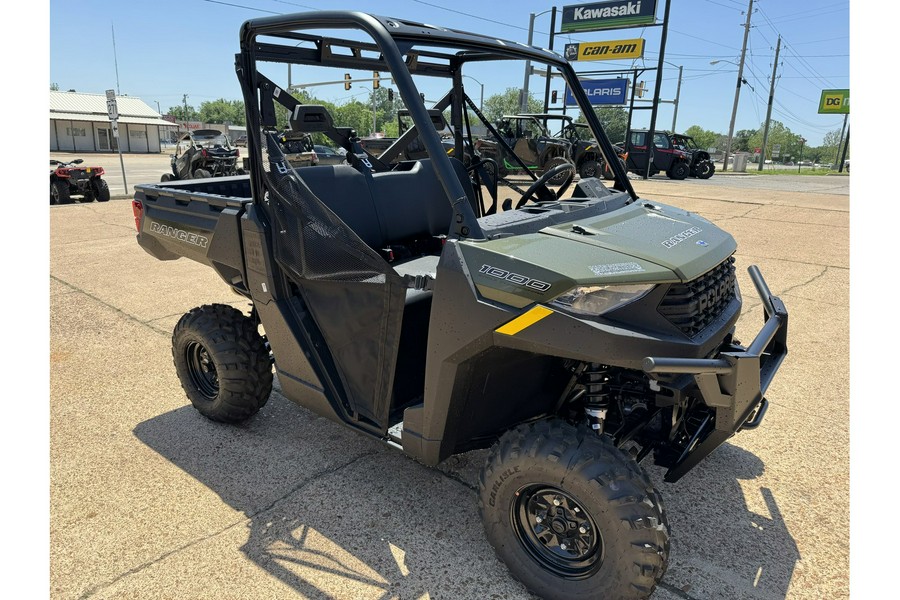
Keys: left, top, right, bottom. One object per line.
{"left": 237, "top": 11, "right": 638, "bottom": 239}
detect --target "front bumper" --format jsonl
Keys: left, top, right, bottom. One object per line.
{"left": 642, "top": 266, "right": 788, "bottom": 482}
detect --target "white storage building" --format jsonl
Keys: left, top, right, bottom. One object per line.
{"left": 50, "top": 91, "right": 176, "bottom": 153}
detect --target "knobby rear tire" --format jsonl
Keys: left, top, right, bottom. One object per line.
{"left": 172, "top": 304, "right": 273, "bottom": 423}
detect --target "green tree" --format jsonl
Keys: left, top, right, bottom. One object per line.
{"left": 199, "top": 99, "right": 246, "bottom": 125}
{"left": 747, "top": 120, "right": 800, "bottom": 163}
{"left": 732, "top": 128, "right": 757, "bottom": 152}
{"left": 683, "top": 125, "right": 720, "bottom": 151}
{"left": 481, "top": 88, "right": 543, "bottom": 124}
{"left": 333, "top": 100, "right": 376, "bottom": 136}
{"left": 168, "top": 104, "right": 200, "bottom": 122}
{"left": 590, "top": 107, "right": 630, "bottom": 145}
{"left": 50, "top": 82, "right": 59, "bottom": 91}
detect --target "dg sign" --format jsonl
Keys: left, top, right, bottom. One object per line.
{"left": 566, "top": 79, "right": 629, "bottom": 106}
{"left": 818, "top": 89, "right": 849, "bottom": 114}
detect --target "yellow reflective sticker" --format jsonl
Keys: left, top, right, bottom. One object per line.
{"left": 495, "top": 305, "right": 554, "bottom": 336}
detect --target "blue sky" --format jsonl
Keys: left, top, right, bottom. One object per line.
{"left": 48, "top": 1, "right": 849, "bottom": 145}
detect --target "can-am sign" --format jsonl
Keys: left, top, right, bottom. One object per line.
{"left": 562, "top": 0, "right": 658, "bottom": 32}
{"left": 564, "top": 39, "right": 645, "bottom": 62}
{"left": 566, "top": 79, "right": 629, "bottom": 106}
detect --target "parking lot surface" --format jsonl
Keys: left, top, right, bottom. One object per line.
{"left": 50, "top": 169, "right": 848, "bottom": 599}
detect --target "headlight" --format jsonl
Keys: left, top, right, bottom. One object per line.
{"left": 550, "top": 284, "right": 654, "bottom": 316}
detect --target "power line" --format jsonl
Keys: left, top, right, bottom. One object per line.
{"left": 669, "top": 29, "right": 741, "bottom": 50}
{"left": 789, "top": 35, "right": 849, "bottom": 46}
{"left": 769, "top": 7, "right": 847, "bottom": 26}
{"left": 270, "top": 0, "right": 320, "bottom": 9}
{"left": 409, "top": 0, "right": 530, "bottom": 33}
{"left": 764, "top": 3, "right": 846, "bottom": 24}
{"left": 201, "top": 0, "right": 280, "bottom": 14}
{"left": 700, "top": 0, "right": 742, "bottom": 11}
{"left": 755, "top": 5, "right": 843, "bottom": 89}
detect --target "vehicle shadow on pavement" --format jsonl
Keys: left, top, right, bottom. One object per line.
{"left": 134, "top": 388, "right": 797, "bottom": 600}
{"left": 646, "top": 442, "right": 801, "bottom": 599}
{"left": 133, "top": 391, "right": 534, "bottom": 599}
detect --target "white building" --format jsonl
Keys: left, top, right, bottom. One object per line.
{"left": 50, "top": 91, "right": 177, "bottom": 153}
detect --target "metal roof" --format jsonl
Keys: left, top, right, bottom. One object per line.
{"left": 51, "top": 112, "right": 175, "bottom": 127}
{"left": 49, "top": 91, "right": 173, "bottom": 126}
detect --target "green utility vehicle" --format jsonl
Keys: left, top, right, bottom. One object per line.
{"left": 521, "top": 113, "right": 629, "bottom": 180}
{"left": 132, "top": 11, "right": 788, "bottom": 599}
{"left": 475, "top": 114, "right": 574, "bottom": 183}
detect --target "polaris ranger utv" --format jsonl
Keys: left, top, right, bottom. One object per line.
{"left": 475, "top": 114, "right": 574, "bottom": 184}
{"left": 132, "top": 11, "right": 788, "bottom": 599}
{"left": 671, "top": 132, "right": 716, "bottom": 179}
{"left": 520, "top": 113, "right": 628, "bottom": 180}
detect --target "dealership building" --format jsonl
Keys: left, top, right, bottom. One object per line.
{"left": 50, "top": 91, "right": 177, "bottom": 153}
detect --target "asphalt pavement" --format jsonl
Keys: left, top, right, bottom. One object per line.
{"left": 49, "top": 164, "right": 849, "bottom": 598}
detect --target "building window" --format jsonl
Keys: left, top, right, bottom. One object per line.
{"left": 130, "top": 130, "right": 147, "bottom": 139}
{"left": 66, "top": 127, "right": 87, "bottom": 137}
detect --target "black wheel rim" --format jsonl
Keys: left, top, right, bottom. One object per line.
{"left": 512, "top": 485, "right": 603, "bottom": 579}
{"left": 185, "top": 341, "right": 218, "bottom": 399}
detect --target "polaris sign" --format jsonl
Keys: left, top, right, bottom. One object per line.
{"left": 566, "top": 79, "right": 629, "bottom": 106}
{"left": 561, "top": 0, "right": 658, "bottom": 32}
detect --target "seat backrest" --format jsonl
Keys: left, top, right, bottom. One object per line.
{"left": 291, "top": 165, "right": 384, "bottom": 248}
{"left": 513, "top": 138, "right": 538, "bottom": 164}
{"left": 295, "top": 158, "right": 477, "bottom": 251}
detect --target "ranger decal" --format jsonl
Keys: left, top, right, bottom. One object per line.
{"left": 662, "top": 226, "right": 702, "bottom": 249}
{"left": 149, "top": 221, "right": 210, "bottom": 248}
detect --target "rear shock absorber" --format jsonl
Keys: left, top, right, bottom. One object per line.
{"left": 582, "top": 363, "right": 610, "bottom": 435}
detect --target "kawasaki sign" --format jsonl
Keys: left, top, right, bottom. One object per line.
{"left": 561, "top": 0, "right": 658, "bottom": 32}
{"left": 566, "top": 79, "right": 629, "bottom": 106}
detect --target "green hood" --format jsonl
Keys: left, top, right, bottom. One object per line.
{"left": 540, "top": 201, "right": 736, "bottom": 281}
{"left": 459, "top": 201, "right": 736, "bottom": 308}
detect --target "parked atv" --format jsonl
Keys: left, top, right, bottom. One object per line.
{"left": 50, "top": 159, "right": 110, "bottom": 204}
{"left": 132, "top": 11, "right": 788, "bottom": 599}
{"left": 671, "top": 133, "right": 715, "bottom": 179}
{"left": 619, "top": 129, "right": 693, "bottom": 179}
{"left": 475, "top": 115, "right": 574, "bottom": 184}
{"left": 276, "top": 131, "right": 319, "bottom": 168}
{"left": 359, "top": 109, "right": 473, "bottom": 167}
{"left": 161, "top": 130, "right": 243, "bottom": 182}
{"left": 523, "top": 113, "right": 628, "bottom": 180}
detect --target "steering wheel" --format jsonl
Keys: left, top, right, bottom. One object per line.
{"left": 515, "top": 162, "right": 576, "bottom": 209}
{"left": 466, "top": 157, "right": 500, "bottom": 180}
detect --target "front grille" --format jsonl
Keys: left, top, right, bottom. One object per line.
{"left": 658, "top": 256, "right": 736, "bottom": 337}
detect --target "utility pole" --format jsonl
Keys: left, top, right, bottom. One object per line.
{"left": 834, "top": 113, "right": 848, "bottom": 168}
{"left": 722, "top": 0, "right": 753, "bottom": 172}
{"left": 112, "top": 23, "right": 121, "bottom": 96}
{"left": 757, "top": 35, "right": 781, "bottom": 171}
{"left": 838, "top": 126, "right": 849, "bottom": 172}
{"left": 521, "top": 13, "right": 536, "bottom": 112}
{"left": 671, "top": 65, "right": 683, "bottom": 132}
{"left": 644, "top": 0, "right": 672, "bottom": 180}
{"left": 542, "top": 7, "right": 557, "bottom": 112}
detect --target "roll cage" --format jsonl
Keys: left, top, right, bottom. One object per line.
{"left": 236, "top": 10, "right": 637, "bottom": 241}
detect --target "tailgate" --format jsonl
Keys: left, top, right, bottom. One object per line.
{"left": 134, "top": 178, "right": 252, "bottom": 289}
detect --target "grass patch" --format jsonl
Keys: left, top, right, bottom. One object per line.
{"left": 746, "top": 167, "right": 847, "bottom": 176}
